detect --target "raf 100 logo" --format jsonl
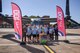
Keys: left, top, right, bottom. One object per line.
{"left": 13, "top": 10, "right": 20, "bottom": 20}
{"left": 58, "top": 12, "right": 63, "bottom": 27}
{"left": 58, "top": 12, "right": 62, "bottom": 20}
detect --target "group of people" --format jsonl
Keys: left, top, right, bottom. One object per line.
{"left": 22, "top": 24, "right": 58, "bottom": 43}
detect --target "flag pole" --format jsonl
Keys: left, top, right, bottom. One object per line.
{"left": 11, "top": 2, "right": 26, "bottom": 45}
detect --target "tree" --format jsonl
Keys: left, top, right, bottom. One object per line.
{"left": 23, "top": 15, "right": 28, "bottom": 17}
{"left": 37, "top": 16, "right": 41, "bottom": 18}
{"left": 29, "top": 15, "right": 37, "bottom": 18}
{"left": 5, "top": 14, "right": 9, "bottom": 17}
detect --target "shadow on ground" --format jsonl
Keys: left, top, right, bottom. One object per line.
{"left": 67, "top": 42, "right": 80, "bottom": 45}
{"left": 2, "top": 34, "right": 45, "bottom": 53}
{"left": 66, "top": 33, "right": 80, "bottom": 36}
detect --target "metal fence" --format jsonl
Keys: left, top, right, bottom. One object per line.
{"left": 0, "top": 24, "right": 13, "bottom": 28}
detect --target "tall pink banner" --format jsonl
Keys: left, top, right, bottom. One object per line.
{"left": 56, "top": 6, "right": 66, "bottom": 36}
{"left": 11, "top": 2, "right": 22, "bottom": 39}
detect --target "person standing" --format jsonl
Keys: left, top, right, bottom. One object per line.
{"left": 54, "top": 25, "right": 58, "bottom": 42}
{"left": 38, "top": 25, "right": 43, "bottom": 42}
{"left": 43, "top": 25, "right": 48, "bottom": 35}
{"left": 32, "top": 25, "right": 38, "bottom": 43}
{"left": 22, "top": 25, "right": 26, "bottom": 44}
{"left": 26, "top": 24, "right": 32, "bottom": 43}
{"left": 49, "top": 25, "right": 54, "bottom": 41}
{"left": 43, "top": 25, "right": 48, "bottom": 41}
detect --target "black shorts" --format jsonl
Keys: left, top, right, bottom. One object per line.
{"left": 33, "top": 34, "right": 36, "bottom": 38}
{"left": 47, "top": 31, "right": 49, "bottom": 34}
{"left": 27, "top": 35, "right": 31, "bottom": 39}
{"left": 36, "top": 34, "right": 39, "bottom": 37}
{"left": 49, "top": 34, "right": 53, "bottom": 37}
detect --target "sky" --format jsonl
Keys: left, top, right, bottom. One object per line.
{"left": 2, "top": 0, "right": 80, "bottom": 23}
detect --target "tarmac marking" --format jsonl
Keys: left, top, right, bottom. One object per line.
{"left": 44, "top": 45, "right": 55, "bottom": 53}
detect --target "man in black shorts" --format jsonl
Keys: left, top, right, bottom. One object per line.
{"left": 32, "top": 25, "right": 38, "bottom": 43}
{"left": 26, "top": 24, "right": 32, "bottom": 43}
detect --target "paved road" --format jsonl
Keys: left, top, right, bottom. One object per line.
{"left": 0, "top": 33, "right": 48, "bottom": 53}
{"left": 49, "top": 40, "right": 80, "bottom": 53}
{"left": 0, "top": 31, "right": 80, "bottom": 53}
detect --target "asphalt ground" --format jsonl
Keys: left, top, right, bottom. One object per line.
{"left": 0, "top": 28, "right": 80, "bottom": 53}
{"left": 0, "top": 33, "right": 50, "bottom": 53}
